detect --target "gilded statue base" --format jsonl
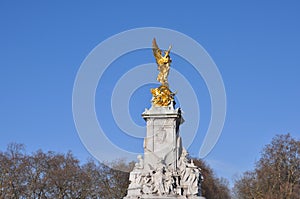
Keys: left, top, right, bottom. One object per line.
{"left": 151, "top": 85, "right": 175, "bottom": 107}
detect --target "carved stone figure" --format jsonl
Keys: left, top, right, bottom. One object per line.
{"left": 126, "top": 171, "right": 143, "bottom": 196}
{"left": 152, "top": 167, "right": 165, "bottom": 196}
{"left": 142, "top": 172, "right": 156, "bottom": 195}
{"left": 178, "top": 150, "right": 203, "bottom": 196}
{"left": 134, "top": 155, "right": 144, "bottom": 170}
{"left": 164, "top": 171, "right": 175, "bottom": 194}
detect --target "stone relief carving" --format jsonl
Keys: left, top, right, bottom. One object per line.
{"left": 126, "top": 149, "right": 203, "bottom": 198}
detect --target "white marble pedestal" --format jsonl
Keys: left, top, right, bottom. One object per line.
{"left": 124, "top": 103, "right": 205, "bottom": 199}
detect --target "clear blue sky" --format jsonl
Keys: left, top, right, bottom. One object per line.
{"left": 1, "top": 1, "right": 300, "bottom": 185}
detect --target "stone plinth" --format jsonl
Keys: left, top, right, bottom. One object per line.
{"left": 142, "top": 104, "right": 183, "bottom": 172}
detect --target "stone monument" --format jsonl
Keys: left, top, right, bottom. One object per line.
{"left": 124, "top": 39, "right": 205, "bottom": 199}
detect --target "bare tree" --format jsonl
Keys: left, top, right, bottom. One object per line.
{"left": 24, "top": 150, "right": 49, "bottom": 198}
{"left": 82, "top": 159, "right": 133, "bottom": 198}
{"left": 0, "top": 143, "right": 28, "bottom": 198}
{"left": 0, "top": 145, "right": 91, "bottom": 199}
{"left": 42, "top": 151, "right": 88, "bottom": 198}
{"left": 0, "top": 150, "right": 9, "bottom": 198}
{"left": 193, "top": 158, "right": 231, "bottom": 199}
{"left": 234, "top": 133, "right": 300, "bottom": 199}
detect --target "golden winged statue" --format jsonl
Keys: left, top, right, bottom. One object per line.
{"left": 152, "top": 38, "right": 172, "bottom": 86}
{"left": 151, "top": 38, "right": 175, "bottom": 107}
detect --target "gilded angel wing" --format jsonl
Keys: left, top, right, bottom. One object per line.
{"left": 152, "top": 38, "right": 162, "bottom": 64}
